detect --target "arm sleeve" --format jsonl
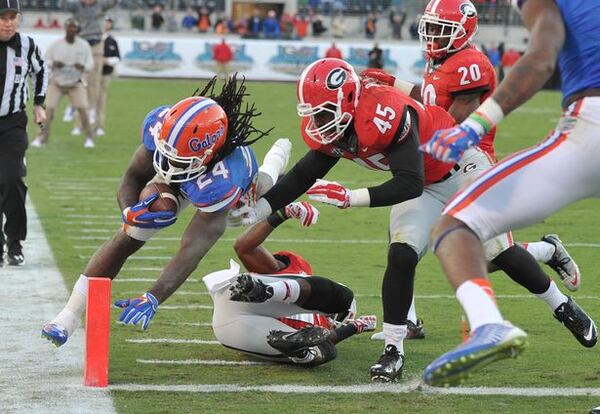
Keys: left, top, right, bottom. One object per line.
{"left": 30, "top": 39, "right": 48, "bottom": 105}
{"left": 262, "top": 150, "right": 339, "bottom": 211}
{"left": 366, "top": 109, "right": 425, "bottom": 207}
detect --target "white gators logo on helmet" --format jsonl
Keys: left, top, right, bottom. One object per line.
{"left": 459, "top": 2, "right": 477, "bottom": 18}
{"left": 326, "top": 68, "right": 347, "bottom": 90}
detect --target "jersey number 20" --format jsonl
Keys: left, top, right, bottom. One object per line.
{"left": 373, "top": 104, "right": 396, "bottom": 134}
{"left": 458, "top": 64, "right": 481, "bottom": 86}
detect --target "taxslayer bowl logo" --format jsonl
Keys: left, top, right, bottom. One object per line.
{"left": 195, "top": 43, "right": 254, "bottom": 72}
{"left": 326, "top": 68, "right": 347, "bottom": 90}
{"left": 460, "top": 2, "right": 477, "bottom": 17}
{"left": 124, "top": 41, "right": 182, "bottom": 72}
{"left": 269, "top": 45, "right": 319, "bottom": 76}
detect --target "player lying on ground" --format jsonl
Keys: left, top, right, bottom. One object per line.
{"left": 203, "top": 201, "right": 375, "bottom": 366}
{"left": 41, "top": 76, "right": 291, "bottom": 346}
{"left": 366, "top": 0, "right": 580, "bottom": 342}
{"left": 236, "top": 58, "right": 596, "bottom": 383}
{"left": 421, "top": 0, "right": 600, "bottom": 386}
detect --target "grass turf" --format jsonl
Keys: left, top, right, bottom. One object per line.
{"left": 27, "top": 79, "right": 600, "bottom": 413}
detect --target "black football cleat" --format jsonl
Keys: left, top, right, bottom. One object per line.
{"left": 290, "top": 340, "right": 338, "bottom": 367}
{"left": 267, "top": 326, "right": 331, "bottom": 356}
{"left": 369, "top": 344, "right": 405, "bottom": 383}
{"left": 6, "top": 240, "right": 24, "bottom": 266}
{"left": 554, "top": 297, "right": 597, "bottom": 348}
{"left": 229, "top": 273, "right": 273, "bottom": 302}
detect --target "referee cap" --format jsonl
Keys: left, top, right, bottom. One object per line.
{"left": 0, "top": 0, "right": 21, "bottom": 14}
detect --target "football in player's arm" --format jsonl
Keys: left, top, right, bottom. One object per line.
{"left": 41, "top": 76, "right": 283, "bottom": 347}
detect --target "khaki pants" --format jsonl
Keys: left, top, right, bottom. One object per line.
{"left": 41, "top": 81, "right": 94, "bottom": 142}
{"left": 216, "top": 62, "right": 230, "bottom": 80}
{"left": 85, "top": 42, "right": 104, "bottom": 118}
{"left": 96, "top": 74, "right": 112, "bottom": 130}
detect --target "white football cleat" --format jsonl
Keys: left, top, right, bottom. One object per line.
{"left": 96, "top": 128, "right": 105, "bottom": 136}
{"left": 84, "top": 138, "right": 95, "bottom": 148}
{"left": 71, "top": 127, "right": 81, "bottom": 136}
{"left": 30, "top": 137, "right": 45, "bottom": 148}
{"left": 542, "top": 234, "right": 580, "bottom": 291}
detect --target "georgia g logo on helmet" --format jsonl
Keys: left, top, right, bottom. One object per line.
{"left": 326, "top": 68, "right": 348, "bottom": 90}
{"left": 459, "top": 2, "right": 477, "bottom": 18}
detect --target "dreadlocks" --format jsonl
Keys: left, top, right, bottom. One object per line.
{"left": 193, "top": 74, "right": 272, "bottom": 168}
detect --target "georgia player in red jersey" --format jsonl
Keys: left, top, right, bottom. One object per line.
{"left": 203, "top": 200, "right": 376, "bottom": 367}
{"left": 238, "top": 57, "right": 588, "bottom": 382}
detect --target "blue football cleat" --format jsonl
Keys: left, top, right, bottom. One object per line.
{"left": 423, "top": 321, "right": 528, "bottom": 387}
{"left": 41, "top": 323, "right": 69, "bottom": 347}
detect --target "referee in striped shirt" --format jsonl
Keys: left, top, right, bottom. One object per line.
{"left": 0, "top": 0, "right": 47, "bottom": 265}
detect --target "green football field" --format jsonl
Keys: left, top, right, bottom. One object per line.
{"left": 27, "top": 79, "right": 600, "bottom": 413}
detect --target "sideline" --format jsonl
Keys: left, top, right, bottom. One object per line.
{"left": 0, "top": 199, "right": 116, "bottom": 413}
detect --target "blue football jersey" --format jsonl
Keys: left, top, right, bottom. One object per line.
{"left": 180, "top": 146, "right": 258, "bottom": 213}
{"left": 140, "top": 106, "right": 259, "bottom": 213}
{"left": 514, "top": 0, "right": 600, "bottom": 106}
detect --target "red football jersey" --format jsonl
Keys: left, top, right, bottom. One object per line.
{"left": 301, "top": 83, "right": 456, "bottom": 185}
{"left": 421, "top": 45, "right": 497, "bottom": 159}
{"left": 270, "top": 251, "right": 331, "bottom": 330}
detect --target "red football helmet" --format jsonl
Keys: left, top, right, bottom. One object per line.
{"left": 153, "top": 97, "right": 228, "bottom": 183}
{"left": 418, "top": 0, "right": 478, "bottom": 59}
{"left": 296, "top": 58, "right": 360, "bottom": 145}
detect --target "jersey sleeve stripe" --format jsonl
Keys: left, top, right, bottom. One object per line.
{"left": 195, "top": 187, "right": 242, "bottom": 213}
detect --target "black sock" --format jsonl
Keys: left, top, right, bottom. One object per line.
{"left": 492, "top": 245, "right": 551, "bottom": 294}
{"left": 382, "top": 243, "right": 418, "bottom": 325}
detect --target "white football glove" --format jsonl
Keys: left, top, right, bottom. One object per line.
{"left": 284, "top": 201, "right": 319, "bottom": 227}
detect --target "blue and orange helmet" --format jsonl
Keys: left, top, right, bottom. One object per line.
{"left": 153, "top": 97, "right": 228, "bottom": 183}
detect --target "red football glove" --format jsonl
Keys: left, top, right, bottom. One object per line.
{"left": 284, "top": 201, "right": 319, "bottom": 227}
{"left": 359, "top": 68, "right": 396, "bottom": 86}
{"left": 306, "top": 179, "right": 351, "bottom": 209}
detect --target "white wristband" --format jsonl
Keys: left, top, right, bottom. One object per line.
{"left": 393, "top": 78, "right": 416, "bottom": 96}
{"left": 476, "top": 98, "right": 505, "bottom": 127}
{"left": 349, "top": 188, "right": 371, "bottom": 207}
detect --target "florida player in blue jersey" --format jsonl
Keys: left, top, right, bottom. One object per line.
{"left": 41, "top": 76, "right": 291, "bottom": 346}
{"left": 421, "top": 0, "right": 600, "bottom": 386}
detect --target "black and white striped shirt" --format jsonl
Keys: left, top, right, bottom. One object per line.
{"left": 0, "top": 33, "right": 48, "bottom": 117}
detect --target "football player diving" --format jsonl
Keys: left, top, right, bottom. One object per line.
{"left": 204, "top": 200, "right": 376, "bottom": 366}
{"left": 235, "top": 58, "right": 596, "bottom": 383}
{"left": 41, "top": 76, "right": 291, "bottom": 347}
{"left": 364, "top": 0, "right": 583, "bottom": 342}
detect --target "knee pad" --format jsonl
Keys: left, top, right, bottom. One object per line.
{"left": 302, "top": 276, "right": 354, "bottom": 314}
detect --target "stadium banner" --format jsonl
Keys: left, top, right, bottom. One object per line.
{"left": 26, "top": 32, "right": 426, "bottom": 83}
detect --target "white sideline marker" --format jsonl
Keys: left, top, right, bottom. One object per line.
{"left": 107, "top": 382, "right": 600, "bottom": 397}
{"left": 137, "top": 359, "right": 269, "bottom": 366}
{"left": 126, "top": 338, "right": 219, "bottom": 344}
{"left": 0, "top": 199, "right": 115, "bottom": 413}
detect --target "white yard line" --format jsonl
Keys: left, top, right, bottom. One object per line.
{"left": 126, "top": 338, "right": 219, "bottom": 344}
{"left": 137, "top": 359, "right": 269, "bottom": 365}
{"left": 160, "top": 304, "right": 212, "bottom": 310}
{"left": 0, "top": 199, "right": 116, "bottom": 414}
{"left": 112, "top": 277, "right": 200, "bottom": 283}
{"left": 106, "top": 381, "right": 600, "bottom": 397}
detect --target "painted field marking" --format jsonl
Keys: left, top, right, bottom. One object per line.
{"left": 137, "top": 359, "right": 269, "bottom": 366}
{"left": 160, "top": 304, "right": 212, "bottom": 310}
{"left": 113, "top": 278, "right": 200, "bottom": 283}
{"left": 106, "top": 382, "right": 600, "bottom": 397}
{"left": 0, "top": 199, "right": 116, "bottom": 413}
{"left": 132, "top": 321, "right": 212, "bottom": 327}
{"left": 126, "top": 338, "right": 219, "bottom": 344}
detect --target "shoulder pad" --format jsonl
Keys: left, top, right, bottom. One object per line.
{"left": 141, "top": 105, "right": 170, "bottom": 152}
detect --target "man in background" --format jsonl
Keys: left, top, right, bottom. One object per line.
{"left": 31, "top": 18, "right": 95, "bottom": 148}
{"left": 0, "top": 0, "right": 47, "bottom": 265}
{"left": 67, "top": 0, "right": 117, "bottom": 127}
{"left": 212, "top": 38, "right": 233, "bottom": 81}
{"left": 95, "top": 16, "right": 119, "bottom": 137}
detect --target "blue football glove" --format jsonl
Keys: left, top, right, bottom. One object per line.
{"left": 121, "top": 192, "right": 177, "bottom": 229}
{"left": 421, "top": 123, "right": 482, "bottom": 163}
{"left": 115, "top": 292, "right": 159, "bottom": 330}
